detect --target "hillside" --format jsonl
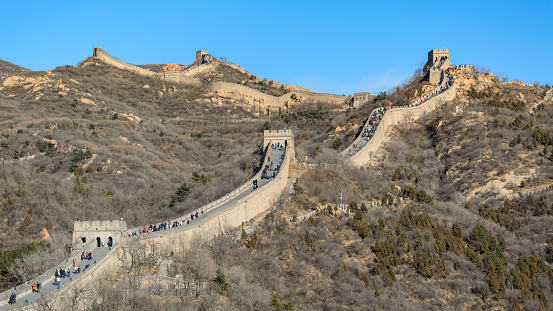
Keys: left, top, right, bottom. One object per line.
{"left": 105, "top": 66, "right": 553, "bottom": 310}
{"left": 2, "top": 50, "right": 553, "bottom": 310}
{"left": 191, "top": 62, "right": 291, "bottom": 96}
{"left": 0, "top": 58, "right": 264, "bottom": 250}
{"left": 0, "top": 59, "right": 30, "bottom": 79}
{"left": 0, "top": 54, "right": 367, "bottom": 292}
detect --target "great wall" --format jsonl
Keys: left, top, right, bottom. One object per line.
{"left": 0, "top": 130, "right": 295, "bottom": 310}
{"left": 341, "top": 49, "right": 456, "bottom": 167}
{"left": 92, "top": 47, "right": 348, "bottom": 112}
{"left": 0, "top": 49, "right": 461, "bottom": 310}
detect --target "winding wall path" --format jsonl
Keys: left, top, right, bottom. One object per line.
{"left": 341, "top": 74, "right": 455, "bottom": 167}
{"left": 92, "top": 47, "right": 347, "bottom": 109}
{"left": 0, "top": 133, "right": 293, "bottom": 310}
{"left": 529, "top": 88, "right": 553, "bottom": 115}
{"left": 5, "top": 48, "right": 462, "bottom": 308}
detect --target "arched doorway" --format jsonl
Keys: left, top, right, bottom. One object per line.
{"left": 108, "top": 237, "right": 113, "bottom": 248}
{"left": 96, "top": 237, "right": 101, "bottom": 247}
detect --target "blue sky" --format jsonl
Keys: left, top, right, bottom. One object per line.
{"left": 1, "top": 1, "right": 551, "bottom": 94}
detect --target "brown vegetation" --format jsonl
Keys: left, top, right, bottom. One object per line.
{"left": 2, "top": 54, "right": 553, "bottom": 310}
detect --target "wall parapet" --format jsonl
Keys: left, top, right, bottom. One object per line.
{"left": 91, "top": 47, "right": 345, "bottom": 109}
{"left": 0, "top": 240, "right": 97, "bottom": 303}
{"left": 93, "top": 47, "right": 159, "bottom": 78}
{"left": 127, "top": 142, "right": 275, "bottom": 234}
{"left": 345, "top": 84, "right": 455, "bottom": 167}
{"left": 146, "top": 144, "right": 291, "bottom": 247}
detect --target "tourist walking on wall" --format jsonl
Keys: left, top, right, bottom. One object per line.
{"left": 8, "top": 292, "right": 16, "bottom": 305}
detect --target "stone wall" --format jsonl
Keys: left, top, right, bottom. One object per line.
{"left": 20, "top": 136, "right": 293, "bottom": 308}
{"left": 210, "top": 82, "right": 346, "bottom": 109}
{"left": 182, "top": 63, "right": 215, "bottom": 76}
{"left": 127, "top": 143, "right": 275, "bottom": 234}
{"left": 93, "top": 47, "right": 159, "bottom": 78}
{"left": 223, "top": 62, "right": 249, "bottom": 75}
{"left": 162, "top": 70, "right": 203, "bottom": 87}
{"left": 346, "top": 84, "right": 456, "bottom": 167}
{"left": 141, "top": 144, "right": 291, "bottom": 253}
{"left": 92, "top": 48, "right": 346, "bottom": 109}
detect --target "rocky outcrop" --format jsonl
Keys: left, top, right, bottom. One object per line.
{"left": 160, "top": 63, "right": 187, "bottom": 74}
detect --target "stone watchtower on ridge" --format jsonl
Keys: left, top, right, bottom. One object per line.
{"left": 423, "top": 49, "right": 450, "bottom": 85}
{"left": 195, "top": 50, "right": 213, "bottom": 65}
{"left": 72, "top": 220, "right": 127, "bottom": 253}
{"left": 353, "top": 92, "right": 374, "bottom": 108}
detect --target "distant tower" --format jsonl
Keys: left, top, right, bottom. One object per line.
{"left": 196, "top": 50, "right": 208, "bottom": 63}
{"left": 93, "top": 46, "right": 103, "bottom": 57}
{"left": 353, "top": 92, "right": 374, "bottom": 108}
{"left": 423, "top": 49, "right": 450, "bottom": 85}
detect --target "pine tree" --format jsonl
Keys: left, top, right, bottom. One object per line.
{"left": 250, "top": 232, "right": 258, "bottom": 249}
{"left": 169, "top": 182, "right": 191, "bottom": 207}
{"left": 213, "top": 269, "right": 228, "bottom": 293}
{"left": 546, "top": 238, "right": 553, "bottom": 263}
{"left": 241, "top": 229, "right": 248, "bottom": 245}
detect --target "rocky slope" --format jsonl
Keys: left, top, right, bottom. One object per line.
{"left": 0, "top": 59, "right": 30, "bottom": 80}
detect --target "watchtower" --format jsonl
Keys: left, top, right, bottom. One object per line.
{"left": 353, "top": 92, "right": 374, "bottom": 108}
{"left": 93, "top": 46, "right": 103, "bottom": 57}
{"left": 195, "top": 50, "right": 209, "bottom": 64}
{"left": 72, "top": 220, "right": 127, "bottom": 253}
{"left": 427, "top": 49, "right": 450, "bottom": 66}
{"left": 263, "top": 129, "right": 295, "bottom": 162}
{"left": 423, "top": 49, "right": 450, "bottom": 85}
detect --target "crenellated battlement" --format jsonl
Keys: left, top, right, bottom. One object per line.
{"left": 73, "top": 220, "right": 127, "bottom": 231}
{"left": 424, "top": 49, "right": 451, "bottom": 85}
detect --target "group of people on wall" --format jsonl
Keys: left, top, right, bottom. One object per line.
{"left": 344, "top": 67, "right": 455, "bottom": 158}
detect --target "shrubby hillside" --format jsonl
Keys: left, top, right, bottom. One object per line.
{"left": 2, "top": 54, "right": 553, "bottom": 310}
{"left": 0, "top": 55, "right": 371, "bottom": 291}
{"left": 0, "top": 59, "right": 29, "bottom": 79}
{"left": 0, "top": 59, "right": 264, "bottom": 251}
